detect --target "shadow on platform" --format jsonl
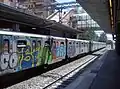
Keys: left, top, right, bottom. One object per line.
{"left": 89, "top": 50, "right": 120, "bottom": 89}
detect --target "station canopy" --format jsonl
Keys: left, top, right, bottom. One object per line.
{"left": 77, "top": 0, "right": 111, "bottom": 33}
{"left": 75, "top": 6, "right": 101, "bottom": 30}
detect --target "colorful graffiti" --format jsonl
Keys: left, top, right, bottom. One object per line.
{"left": 0, "top": 36, "right": 18, "bottom": 72}
{"left": 0, "top": 36, "right": 53, "bottom": 72}
{"left": 17, "top": 38, "right": 52, "bottom": 71}
{"left": 0, "top": 33, "right": 105, "bottom": 75}
{"left": 51, "top": 40, "right": 66, "bottom": 61}
{"left": 67, "top": 41, "right": 76, "bottom": 57}
{"left": 0, "top": 35, "right": 77, "bottom": 73}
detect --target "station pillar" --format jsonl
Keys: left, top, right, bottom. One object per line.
{"left": 12, "top": 24, "right": 20, "bottom": 32}
{"left": 115, "top": 23, "right": 120, "bottom": 55}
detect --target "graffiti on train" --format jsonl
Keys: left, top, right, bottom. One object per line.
{"left": 51, "top": 41, "right": 66, "bottom": 59}
{"left": 0, "top": 37, "right": 18, "bottom": 71}
{"left": 17, "top": 40, "right": 52, "bottom": 71}
{"left": 0, "top": 37, "right": 52, "bottom": 72}
{"left": 67, "top": 41, "right": 76, "bottom": 57}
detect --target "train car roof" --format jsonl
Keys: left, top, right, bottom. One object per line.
{"left": 51, "top": 36, "right": 89, "bottom": 43}
{"left": 0, "top": 30, "right": 48, "bottom": 38}
{"left": 92, "top": 41, "right": 105, "bottom": 44}
{"left": 0, "top": 30, "right": 106, "bottom": 44}
{"left": 67, "top": 38, "right": 89, "bottom": 42}
{"left": 51, "top": 36, "right": 65, "bottom": 40}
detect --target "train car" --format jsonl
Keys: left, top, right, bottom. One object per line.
{"left": 67, "top": 38, "right": 90, "bottom": 58}
{"left": 83, "top": 40, "right": 89, "bottom": 53}
{"left": 0, "top": 30, "right": 106, "bottom": 76}
{"left": 0, "top": 30, "right": 52, "bottom": 75}
{"left": 92, "top": 41, "right": 98, "bottom": 51}
{"left": 50, "top": 36, "right": 66, "bottom": 63}
{"left": 67, "top": 38, "right": 79, "bottom": 58}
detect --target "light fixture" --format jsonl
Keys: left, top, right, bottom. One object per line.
{"left": 32, "top": 28, "right": 36, "bottom": 30}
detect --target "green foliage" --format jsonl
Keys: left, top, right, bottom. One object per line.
{"left": 85, "top": 30, "right": 99, "bottom": 41}
{"left": 99, "top": 32, "right": 107, "bottom": 42}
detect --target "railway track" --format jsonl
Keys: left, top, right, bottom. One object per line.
{"left": 43, "top": 56, "right": 97, "bottom": 89}
{"left": 5, "top": 48, "right": 106, "bottom": 89}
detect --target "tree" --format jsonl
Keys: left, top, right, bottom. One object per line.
{"left": 85, "top": 30, "right": 99, "bottom": 41}
{"left": 99, "top": 32, "right": 107, "bottom": 42}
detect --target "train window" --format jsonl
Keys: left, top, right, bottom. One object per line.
{"left": 60, "top": 42, "right": 64, "bottom": 47}
{"left": 52, "top": 41, "right": 56, "bottom": 48}
{"left": 32, "top": 40, "right": 36, "bottom": 51}
{"left": 87, "top": 43, "right": 89, "bottom": 47}
{"left": 3, "top": 39, "right": 9, "bottom": 53}
{"left": 53, "top": 41, "right": 56, "bottom": 43}
{"left": 17, "top": 40, "right": 27, "bottom": 48}
{"left": 69, "top": 42, "right": 72, "bottom": 44}
{"left": 61, "top": 42, "right": 64, "bottom": 44}
{"left": 73, "top": 41, "right": 75, "bottom": 44}
{"left": 79, "top": 42, "right": 81, "bottom": 47}
{"left": 76, "top": 42, "right": 79, "bottom": 48}
{"left": 84, "top": 43, "right": 86, "bottom": 47}
{"left": 81, "top": 42, "right": 83, "bottom": 47}
{"left": 69, "top": 42, "right": 72, "bottom": 47}
{"left": 56, "top": 41, "right": 59, "bottom": 46}
{"left": 44, "top": 41, "right": 50, "bottom": 46}
{"left": 37, "top": 40, "right": 41, "bottom": 47}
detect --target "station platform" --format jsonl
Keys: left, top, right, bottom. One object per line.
{"left": 64, "top": 50, "right": 120, "bottom": 89}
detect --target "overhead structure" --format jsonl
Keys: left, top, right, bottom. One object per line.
{"left": 46, "top": 1, "right": 101, "bottom": 31}
{"left": 47, "top": 1, "right": 80, "bottom": 10}
{"left": 77, "top": 0, "right": 112, "bottom": 33}
{"left": 0, "top": 3, "right": 81, "bottom": 34}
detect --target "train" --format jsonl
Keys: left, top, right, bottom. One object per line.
{"left": 0, "top": 30, "right": 106, "bottom": 75}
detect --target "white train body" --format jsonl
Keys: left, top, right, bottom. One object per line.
{"left": 0, "top": 30, "right": 106, "bottom": 75}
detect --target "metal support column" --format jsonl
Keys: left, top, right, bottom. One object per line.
{"left": 115, "top": 23, "right": 120, "bottom": 54}
{"left": 115, "top": 0, "right": 120, "bottom": 55}
{"left": 12, "top": 24, "right": 20, "bottom": 32}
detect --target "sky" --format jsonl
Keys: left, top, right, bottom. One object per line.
{"left": 95, "top": 31, "right": 113, "bottom": 40}
{"left": 106, "top": 34, "right": 113, "bottom": 40}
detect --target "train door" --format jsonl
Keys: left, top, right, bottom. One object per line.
{"left": 79, "top": 41, "right": 81, "bottom": 54}
{"left": 54, "top": 39, "right": 66, "bottom": 61}
{"left": 9, "top": 36, "right": 18, "bottom": 70}
{"left": 85, "top": 42, "right": 87, "bottom": 52}
{"left": 71, "top": 40, "right": 75, "bottom": 58}
{"left": 17, "top": 37, "right": 30, "bottom": 70}
{"left": 86, "top": 42, "right": 88, "bottom": 53}
{"left": 41, "top": 37, "right": 52, "bottom": 65}
{"left": 87, "top": 42, "right": 89, "bottom": 52}
{"left": 36, "top": 38, "right": 42, "bottom": 66}
{"left": 75, "top": 41, "right": 79, "bottom": 56}
{"left": 91, "top": 41, "right": 93, "bottom": 51}
{"left": 60, "top": 41, "right": 66, "bottom": 59}
{"left": 51, "top": 38, "right": 57, "bottom": 62}
{"left": 31, "top": 38, "right": 37, "bottom": 67}
{"left": 67, "top": 41, "right": 72, "bottom": 58}
{"left": 94, "top": 43, "right": 96, "bottom": 50}
{"left": 86, "top": 42, "right": 88, "bottom": 52}
{"left": 96, "top": 43, "right": 97, "bottom": 50}
{"left": 0, "top": 35, "right": 10, "bottom": 71}
{"left": 92, "top": 42, "right": 94, "bottom": 51}
{"left": 0, "top": 35, "right": 18, "bottom": 73}
{"left": 83, "top": 42, "right": 86, "bottom": 53}
{"left": 79, "top": 41, "right": 82, "bottom": 54}
{"left": 84, "top": 42, "right": 86, "bottom": 53}
{"left": 32, "top": 37, "right": 47, "bottom": 67}
{"left": 81, "top": 42, "right": 84, "bottom": 53}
